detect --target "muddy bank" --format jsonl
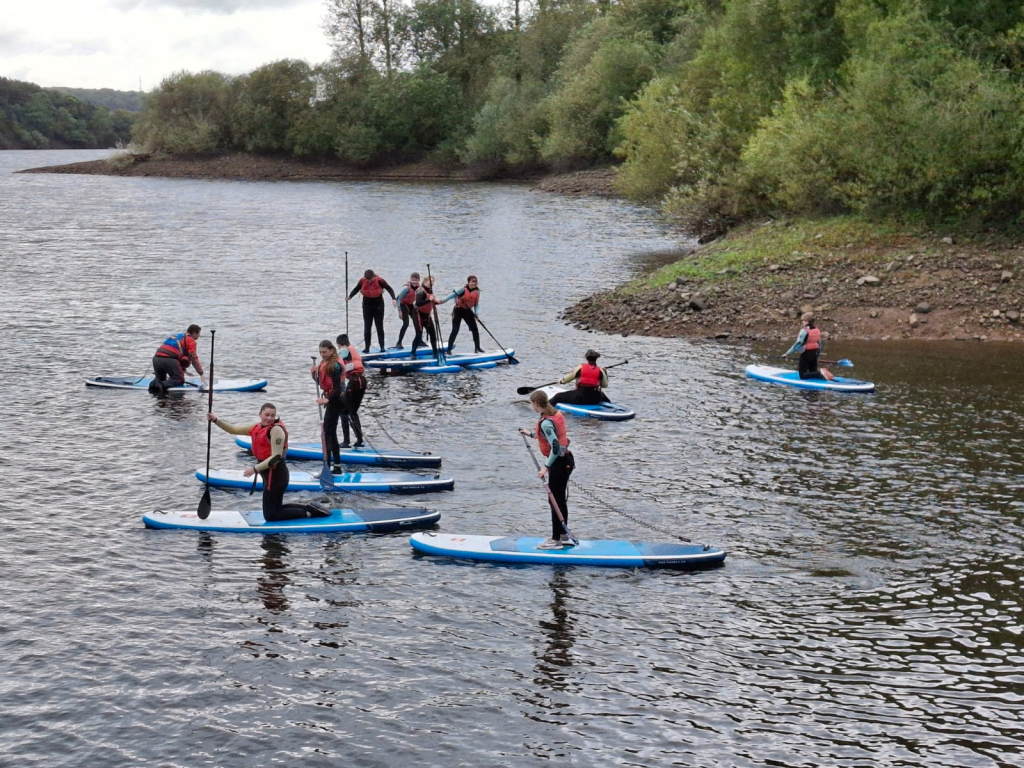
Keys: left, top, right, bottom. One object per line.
{"left": 564, "top": 223, "right": 1024, "bottom": 344}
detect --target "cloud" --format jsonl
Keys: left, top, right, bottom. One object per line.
{"left": 109, "top": 0, "right": 309, "bottom": 12}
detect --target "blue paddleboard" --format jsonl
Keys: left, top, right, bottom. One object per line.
{"left": 86, "top": 375, "right": 268, "bottom": 392}
{"left": 234, "top": 436, "right": 442, "bottom": 468}
{"left": 745, "top": 365, "right": 875, "bottom": 393}
{"left": 197, "top": 468, "right": 454, "bottom": 493}
{"left": 537, "top": 385, "right": 635, "bottom": 421}
{"left": 144, "top": 506, "right": 440, "bottom": 533}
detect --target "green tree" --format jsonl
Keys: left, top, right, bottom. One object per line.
{"left": 132, "top": 71, "right": 233, "bottom": 153}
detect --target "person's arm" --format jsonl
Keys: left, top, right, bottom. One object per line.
{"left": 440, "top": 290, "right": 457, "bottom": 303}
{"left": 347, "top": 280, "right": 362, "bottom": 300}
{"left": 539, "top": 419, "right": 560, "bottom": 468}
{"left": 253, "top": 425, "right": 286, "bottom": 472}
{"left": 785, "top": 328, "right": 808, "bottom": 357}
{"left": 328, "top": 362, "right": 344, "bottom": 403}
{"left": 395, "top": 285, "right": 409, "bottom": 306}
{"left": 559, "top": 365, "right": 583, "bottom": 385}
{"left": 185, "top": 336, "right": 204, "bottom": 376}
{"left": 379, "top": 278, "right": 396, "bottom": 301}
{"left": 599, "top": 368, "right": 609, "bottom": 388}
{"left": 211, "top": 418, "right": 256, "bottom": 436}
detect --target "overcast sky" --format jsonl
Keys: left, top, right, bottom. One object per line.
{"left": 2, "top": 0, "right": 334, "bottom": 91}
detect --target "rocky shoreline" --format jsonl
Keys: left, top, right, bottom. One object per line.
{"left": 22, "top": 154, "right": 1022, "bottom": 343}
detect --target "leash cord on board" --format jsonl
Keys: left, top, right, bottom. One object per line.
{"left": 568, "top": 477, "right": 692, "bottom": 543}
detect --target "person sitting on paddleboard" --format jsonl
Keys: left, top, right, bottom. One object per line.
{"left": 393, "top": 272, "right": 420, "bottom": 349}
{"left": 336, "top": 334, "right": 366, "bottom": 448}
{"left": 151, "top": 324, "right": 205, "bottom": 394}
{"left": 549, "top": 349, "right": 611, "bottom": 406}
{"left": 410, "top": 276, "right": 442, "bottom": 358}
{"left": 438, "top": 275, "right": 484, "bottom": 353}
{"left": 784, "top": 312, "right": 834, "bottom": 380}
{"left": 347, "top": 269, "right": 397, "bottom": 354}
{"left": 311, "top": 340, "right": 345, "bottom": 473}
{"left": 207, "top": 404, "right": 328, "bottom": 521}
{"left": 518, "top": 390, "right": 576, "bottom": 550}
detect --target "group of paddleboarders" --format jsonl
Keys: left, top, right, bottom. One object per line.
{"left": 783, "top": 312, "right": 835, "bottom": 381}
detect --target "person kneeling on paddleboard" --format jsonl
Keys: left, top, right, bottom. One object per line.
{"left": 549, "top": 349, "right": 612, "bottom": 406}
{"left": 519, "top": 391, "right": 576, "bottom": 549}
{"left": 151, "top": 324, "right": 206, "bottom": 394}
{"left": 207, "top": 404, "right": 329, "bottom": 521}
{"left": 784, "top": 313, "right": 834, "bottom": 381}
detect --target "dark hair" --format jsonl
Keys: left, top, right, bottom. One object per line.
{"left": 364, "top": 269, "right": 375, "bottom": 280}
{"left": 467, "top": 275, "right": 477, "bottom": 283}
{"left": 259, "top": 402, "right": 277, "bottom": 414}
{"left": 410, "top": 272, "right": 420, "bottom": 281}
{"left": 187, "top": 324, "right": 201, "bottom": 335}
{"left": 336, "top": 334, "right": 350, "bottom": 347}
{"left": 585, "top": 349, "right": 600, "bottom": 363}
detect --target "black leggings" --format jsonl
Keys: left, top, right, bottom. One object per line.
{"left": 260, "top": 463, "right": 299, "bottom": 521}
{"left": 362, "top": 296, "right": 386, "bottom": 352}
{"left": 798, "top": 349, "right": 824, "bottom": 380}
{"left": 323, "top": 398, "right": 344, "bottom": 463}
{"left": 448, "top": 307, "right": 481, "bottom": 351}
{"left": 152, "top": 356, "right": 186, "bottom": 388}
{"left": 411, "top": 313, "right": 438, "bottom": 356}
{"left": 549, "top": 386, "right": 609, "bottom": 406}
{"left": 546, "top": 454, "right": 571, "bottom": 539}
{"left": 342, "top": 374, "right": 365, "bottom": 445}
{"left": 397, "top": 304, "right": 414, "bottom": 346}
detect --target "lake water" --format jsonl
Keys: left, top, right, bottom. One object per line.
{"left": 1, "top": 150, "right": 1022, "bottom": 768}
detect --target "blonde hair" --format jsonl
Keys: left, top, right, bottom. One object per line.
{"left": 801, "top": 312, "right": 815, "bottom": 324}
{"left": 529, "top": 390, "right": 557, "bottom": 416}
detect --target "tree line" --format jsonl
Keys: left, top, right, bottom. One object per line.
{"left": 132, "top": 0, "right": 1024, "bottom": 230}
{"left": 0, "top": 78, "right": 136, "bottom": 149}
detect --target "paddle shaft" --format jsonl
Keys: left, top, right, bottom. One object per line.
{"left": 474, "top": 315, "right": 517, "bottom": 365}
{"left": 520, "top": 432, "right": 578, "bottom": 544}
{"left": 344, "top": 251, "right": 349, "bottom": 336}
{"left": 311, "top": 356, "right": 336, "bottom": 490}
{"left": 517, "top": 359, "right": 629, "bottom": 396}
{"left": 426, "top": 263, "right": 445, "bottom": 364}
{"left": 775, "top": 355, "right": 852, "bottom": 367}
{"left": 198, "top": 330, "right": 216, "bottom": 519}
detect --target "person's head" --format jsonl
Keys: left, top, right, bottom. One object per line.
{"left": 364, "top": 269, "right": 375, "bottom": 281}
{"left": 530, "top": 390, "right": 557, "bottom": 416}
{"left": 318, "top": 339, "right": 338, "bottom": 362}
{"left": 187, "top": 323, "right": 201, "bottom": 338}
{"left": 423, "top": 276, "right": 434, "bottom": 289}
{"left": 336, "top": 334, "right": 350, "bottom": 348}
{"left": 801, "top": 312, "right": 815, "bottom": 327}
{"left": 585, "top": 349, "right": 600, "bottom": 365}
{"left": 258, "top": 402, "right": 278, "bottom": 425}
{"left": 409, "top": 272, "right": 420, "bottom": 285}
{"left": 466, "top": 275, "right": 478, "bottom": 288}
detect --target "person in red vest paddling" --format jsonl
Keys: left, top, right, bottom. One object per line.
{"left": 151, "top": 324, "right": 205, "bottom": 393}
{"left": 207, "top": 404, "right": 329, "bottom": 521}
{"left": 335, "top": 334, "right": 366, "bottom": 448}
{"left": 393, "top": 272, "right": 421, "bottom": 349}
{"left": 519, "top": 390, "right": 576, "bottom": 550}
{"left": 347, "top": 269, "right": 397, "bottom": 353}
{"left": 784, "top": 312, "right": 834, "bottom": 380}
{"left": 549, "top": 349, "right": 611, "bottom": 406}
{"left": 439, "top": 275, "right": 484, "bottom": 353}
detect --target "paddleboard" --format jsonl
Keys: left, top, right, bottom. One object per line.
{"left": 197, "top": 468, "right": 454, "bottom": 494}
{"left": 234, "top": 436, "right": 442, "bottom": 468}
{"left": 144, "top": 506, "right": 440, "bottom": 534}
{"left": 745, "top": 365, "right": 875, "bottom": 393}
{"left": 361, "top": 345, "right": 451, "bottom": 362}
{"left": 537, "top": 385, "right": 636, "bottom": 421}
{"left": 86, "top": 375, "right": 268, "bottom": 392}
{"left": 410, "top": 533, "right": 726, "bottom": 570}
{"left": 366, "top": 348, "right": 516, "bottom": 371}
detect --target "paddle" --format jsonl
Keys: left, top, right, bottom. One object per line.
{"left": 197, "top": 329, "right": 216, "bottom": 520}
{"left": 344, "top": 251, "right": 349, "bottom": 336}
{"left": 311, "top": 356, "right": 337, "bottom": 492}
{"left": 425, "top": 263, "right": 447, "bottom": 365}
{"left": 776, "top": 356, "right": 853, "bottom": 367}
{"left": 521, "top": 432, "right": 579, "bottom": 546}
{"left": 517, "top": 359, "right": 629, "bottom": 396}
{"left": 474, "top": 316, "right": 518, "bottom": 365}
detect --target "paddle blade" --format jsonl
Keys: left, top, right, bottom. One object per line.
{"left": 197, "top": 488, "right": 212, "bottom": 519}
{"left": 319, "top": 464, "right": 336, "bottom": 491}
{"left": 506, "top": 353, "right": 519, "bottom": 365}
{"left": 516, "top": 386, "right": 535, "bottom": 395}
{"left": 837, "top": 358, "right": 854, "bottom": 367}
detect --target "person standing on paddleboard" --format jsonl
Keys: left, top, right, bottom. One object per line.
{"left": 335, "top": 334, "right": 366, "bottom": 448}
{"left": 410, "top": 275, "right": 442, "bottom": 358}
{"left": 784, "top": 312, "right": 834, "bottom": 381}
{"left": 151, "top": 324, "right": 205, "bottom": 394}
{"left": 347, "top": 269, "right": 397, "bottom": 353}
{"left": 519, "top": 391, "right": 576, "bottom": 549}
{"left": 393, "top": 272, "right": 421, "bottom": 349}
{"left": 311, "top": 340, "right": 345, "bottom": 473}
{"left": 207, "top": 404, "right": 328, "bottom": 521}
{"left": 549, "top": 349, "right": 611, "bottom": 406}
{"left": 438, "top": 275, "right": 484, "bottom": 353}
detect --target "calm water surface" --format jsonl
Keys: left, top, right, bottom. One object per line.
{"left": 1, "top": 150, "right": 1022, "bottom": 767}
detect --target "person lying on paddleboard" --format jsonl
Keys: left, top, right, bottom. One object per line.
{"left": 347, "top": 269, "right": 397, "bottom": 353}
{"left": 208, "top": 404, "right": 329, "bottom": 521}
{"left": 411, "top": 276, "right": 442, "bottom": 358}
{"left": 784, "top": 312, "right": 834, "bottom": 380}
{"left": 311, "top": 340, "right": 345, "bottom": 473}
{"left": 336, "top": 334, "right": 366, "bottom": 448}
{"left": 151, "top": 324, "right": 205, "bottom": 394}
{"left": 519, "top": 391, "right": 576, "bottom": 550}
{"left": 438, "top": 275, "right": 484, "bottom": 353}
{"left": 549, "top": 349, "right": 611, "bottom": 406}
{"left": 393, "top": 272, "right": 421, "bottom": 349}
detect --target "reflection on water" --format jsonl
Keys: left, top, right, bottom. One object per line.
{"left": 1, "top": 151, "right": 1022, "bottom": 767}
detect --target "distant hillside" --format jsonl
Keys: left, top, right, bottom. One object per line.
{"left": 0, "top": 77, "right": 135, "bottom": 149}
{"left": 51, "top": 87, "right": 145, "bottom": 113}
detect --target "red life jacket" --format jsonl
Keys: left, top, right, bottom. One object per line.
{"left": 318, "top": 361, "right": 336, "bottom": 395}
{"left": 250, "top": 420, "right": 288, "bottom": 463}
{"left": 805, "top": 327, "right": 821, "bottom": 351}
{"left": 577, "top": 363, "right": 602, "bottom": 389}
{"left": 536, "top": 412, "right": 570, "bottom": 458}
{"left": 360, "top": 276, "right": 383, "bottom": 299}
{"left": 344, "top": 346, "right": 365, "bottom": 375}
{"left": 417, "top": 290, "right": 436, "bottom": 317}
{"left": 155, "top": 332, "right": 188, "bottom": 363}
{"left": 455, "top": 286, "right": 479, "bottom": 310}
{"left": 400, "top": 283, "right": 418, "bottom": 306}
